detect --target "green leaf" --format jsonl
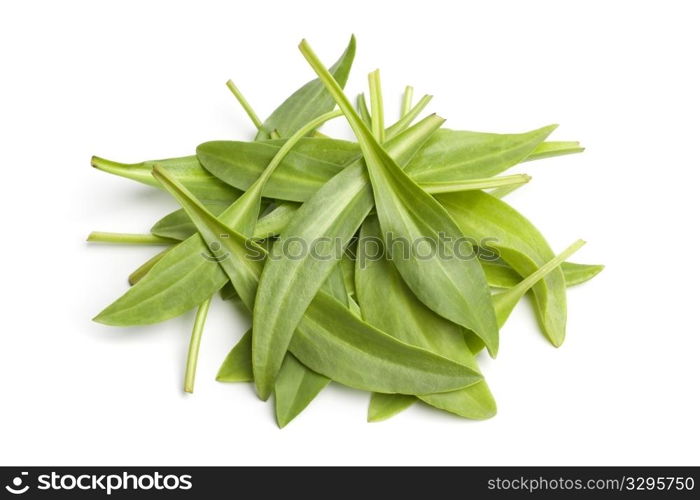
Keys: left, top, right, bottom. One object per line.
{"left": 94, "top": 235, "right": 228, "bottom": 326}
{"left": 364, "top": 242, "right": 585, "bottom": 413}
{"left": 418, "top": 174, "right": 531, "bottom": 194}
{"left": 274, "top": 355, "right": 330, "bottom": 428}
{"left": 91, "top": 155, "right": 240, "bottom": 203}
{"left": 489, "top": 182, "right": 527, "bottom": 199}
{"left": 152, "top": 201, "right": 300, "bottom": 242}
{"left": 153, "top": 166, "right": 482, "bottom": 399}
{"left": 368, "top": 393, "right": 416, "bottom": 422}
{"left": 291, "top": 292, "right": 481, "bottom": 396}
{"left": 197, "top": 137, "right": 576, "bottom": 204}
{"left": 480, "top": 259, "right": 525, "bottom": 289}
{"left": 253, "top": 115, "right": 444, "bottom": 397}
{"left": 209, "top": 99, "right": 345, "bottom": 404}
{"left": 404, "top": 126, "right": 557, "bottom": 182}
{"left": 213, "top": 111, "right": 346, "bottom": 239}
{"left": 525, "top": 141, "right": 584, "bottom": 161}
{"left": 96, "top": 111, "right": 341, "bottom": 326}
{"left": 322, "top": 260, "right": 351, "bottom": 307}
{"left": 356, "top": 217, "right": 479, "bottom": 365}
{"left": 493, "top": 240, "right": 585, "bottom": 326}
{"left": 482, "top": 259, "right": 604, "bottom": 289}
{"left": 357, "top": 215, "right": 496, "bottom": 420}
{"left": 217, "top": 329, "right": 253, "bottom": 382}
{"left": 299, "top": 39, "right": 499, "bottom": 355}
{"left": 204, "top": 111, "right": 345, "bottom": 306}
{"left": 560, "top": 262, "right": 605, "bottom": 287}
{"left": 255, "top": 35, "right": 356, "bottom": 140}
{"left": 128, "top": 247, "right": 173, "bottom": 285}
{"left": 93, "top": 133, "right": 579, "bottom": 208}
{"left": 438, "top": 190, "right": 569, "bottom": 346}
{"left": 417, "top": 383, "right": 497, "bottom": 420}
{"left": 151, "top": 202, "right": 229, "bottom": 241}
{"left": 197, "top": 138, "right": 357, "bottom": 203}
{"left": 200, "top": 136, "right": 536, "bottom": 203}
{"left": 217, "top": 330, "right": 330, "bottom": 428}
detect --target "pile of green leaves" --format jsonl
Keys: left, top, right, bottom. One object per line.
{"left": 89, "top": 36, "right": 602, "bottom": 427}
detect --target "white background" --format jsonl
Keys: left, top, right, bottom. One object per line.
{"left": 1, "top": 0, "right": 698, "bottom": 466}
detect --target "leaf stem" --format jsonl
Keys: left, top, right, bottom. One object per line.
{"left": 86, "top": 232, "right": 175, "bottom": 245}
{"left": 91, "top": 156, "right": 155, "bottom": 186}
{"left": 226, "top": 79, "right": 263, "bottom": 130}
{"left": 252, "top": 110, "right": 343, "bottom": 190}
{"left": 357, "top": 93, "right": 372, "bottom": 126}
{"left": 499, "top": 240, "right": 585, "bottom": 312}
{"left": 385, "top": 94, "right": 433, "bottom": 140}
{"left": 184, "top": 297, "right": 212, "bottom": 393}
{"left": 401, "top": 85, "right": 414, "bottom": 118}
{"left": 490, "top": 183, "right": 526, "bottom": 199}
{"left": 422, "top": 174, "right": 531, "bottom": 194}
{"left": 513, "top": 240, "right": 585, "bottom": 297}
{"left": 368, "top": 70, "right": 385, "bottom": 143}
{"left": 526, "top": 141, "right": 584, "bottom": 162}
{"left": 91, "top": 155, "right": 136, "bottom": 172}
{"left": 493, "top": 240, "right": 585, "bottom": 327}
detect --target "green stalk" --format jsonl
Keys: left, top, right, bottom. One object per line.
{"left": 368, "top": 70, "right": 385, "bottom": 143}
{"left": 91, "top": 156, "right": 156, "bottom": 187}
{"left": 421, "top": 174, "right": 531, "bottom": 194}
{"left": 357, "top": 93, "right": 372, "bottom": 126}
{"left": 86, "top": 232, "right": 175, "bottom": 245}
{"left": 401, "top": 85, "right": 414, "bottom": 118}
{"left": 252, "top": 110, "right": 343, "bottom": 190}
{"left": 226, "top": 79, "right": 263, "bottom": 130}
{"left": 188, "top": 110, "right": 341, "bottom": 395}
{"left": 490, "top": 183, "right": 526, "bottom": 199}
{"left": 508, "top": 240, "right": 585, "bottom": 298}
{"left": 526, "top": 141, "right": 584, "bottom": 161}
{"left": 184, "top": 297, "right": 212, "bottom": 393}
{"left": 385, "top": 94, "right": 433, "bottom": 140}
{"left": 493, "top": 239, "right": 585, "bottom": 326}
